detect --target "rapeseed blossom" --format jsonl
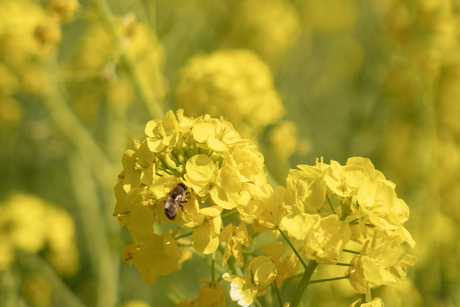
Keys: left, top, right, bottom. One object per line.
{"left": 0, "top": 0, "right": 61, "bottom": 98}
{"left": 222, "top": 256, "right": 277, "bottom": 307}
{"left": 223, "top": 0, "right": 300, "bottom": 62}
{"left": 175, "top": 49, "right": 284, "bottom": 136}
{"left": 114, "top": 110, "right": 416, "bottom": 306}
{"left": 114, "top": 110, "right": 267, "bottom": 284}
{"left": 0, "top": 193, "right": 79, "bottom": 276}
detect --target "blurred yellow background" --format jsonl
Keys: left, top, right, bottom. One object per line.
{"left": 0, "top": 0, "right": 458, "bottom": 306}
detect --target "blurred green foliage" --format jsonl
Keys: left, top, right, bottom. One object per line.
{"left": 1, "top": 0, "right": 459, "bottom": 306}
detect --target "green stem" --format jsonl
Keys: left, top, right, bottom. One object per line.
{"left": 343, "top": 249, "right": 361, "bottom": 255}
{"left": 69, "top": 155, "right": 118, "bottom": 307}
{"left": 326, "top": 194, "right": 336, "bottom": 214}
{"left": 275, "top": 225, "right": 307, "bottom": 269}
{"left": 42, "top": 69, "right": 116, "bottom": 188}
{"left": 310, "top": 275, "right": 349, "bottom": 284}
{"left": 254, "top": 298, "right": 264, "bottom": 307}
{"left": 242, "top": 250, "right": 258, "bottom": 257}
{"left": 221, "top": 209, "right": 239, "bottom": 219}
{"left": 175, "top": 231, "right": 193, "bottom": 240}
{"left": 92, "top": 0, "right": 164, "bottom": 119}
{"left": 256, "top": 296, "right": 266, "bottom": 307}
{"left": 335, "top": 262, "right": 353, "bottom": 267}
{"left": 211, "top": 252, "right": 216, "bottom": 282}
{"left": 273, "top": 280, "right": 283, "bottom": 307}
{"left": 290, "top": 261, "right": 319, "bottom": 307}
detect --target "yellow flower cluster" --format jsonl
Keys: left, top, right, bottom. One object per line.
{"left": 0, "top": 193, "right": 79, "bottom": 276}
{"left": 274, "top": 158, "right": 416, "bottom": 303}
{"left": 0, "top": 0, "right": 78, "bottom": 126}
{"left": 114, "top": 111, "right": 416, "bottom": 306}
{"left": 219, "top": 157, "right": 416, "bottom": 306}
{"left": 114, "top": 110, "right": 268, "bottom": 285}
{"left": 175, "top": 49, "right": 284, "bottom": 136}
{"left": 0, "top": 0, "right": 59, "bottom": 101}
{"left": 223, "top": 0, "right": 300, "bottom": 62}
{"left": 222, "top": 242, "right": 299, "bottom": 307}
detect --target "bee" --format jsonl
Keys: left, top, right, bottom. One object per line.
{"left": 164, "top": 183, "right": 189, "bottom": 220}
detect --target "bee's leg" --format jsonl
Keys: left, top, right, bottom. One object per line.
{"left": 179, "top": 197, "right": 188, "bottom": 212}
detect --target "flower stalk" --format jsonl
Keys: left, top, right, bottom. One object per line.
{"left": 290, "top": 261, "right": 319, "bottom": 307}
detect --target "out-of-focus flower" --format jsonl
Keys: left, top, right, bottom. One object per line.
{"left": 301, "top": 0, "right": 356, "bottom": 32}
{"left": 0, "top": 0, "right": 61, "bottom": 66}
{"left": 223, "top": 0, "right": 300, "bottom": 62}
{"left": 268, "top": 121, "right": 298, "bottom": 162}
{"left": 0, "top": 193, "right": 79, "bottom": 275}
{"left": 176, "top": 280, "right": 226, "bottom": 307}
{"left": 20, "top": 274, "right": 52, "bottom": 307}
{"left": 122, "top": 301, "right": 151, "bottom": 307}
{"left": 350, "top": 297, "right": 384, "bottom": 307}
{"left": 0, "top": 0, "right": 60, "bottom": 97}
{"left": 45, "top": 0, "right": 80, "bottom": 23}
{"left": 175, "top": 49, "right": 284, "bottom": 136}
{"left": 197, "top": 280, "right": 227, "bottom": 307}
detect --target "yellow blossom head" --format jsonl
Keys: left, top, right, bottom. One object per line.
{"left": 223, "top": 0, "right": 301, "bottom": 62}
{"left": 175, "top": 49, "right": 284, "bottom": 136}
{"left": 0, "top": 193, "right": 79, "bottom": 275}
{"left": 114, "top": 110, "right": 268, "bottom": 283}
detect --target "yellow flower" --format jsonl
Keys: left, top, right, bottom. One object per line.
{"left": 350, "top": 297, "right": 384, "bottom": 307}
{"left": 221, "top": 274, "right": 257, "bottom": 307}
{"left": 262, "top": 242, "right": 300, "bottom": 286}
{"left": 325, "top": 160, "right": 364, "bottom": 198}
{"left": 192, "top": 216, "right": 222, "bottom": 254}
{"left": 279, "top": 212, "right": 320, "bottom": 240}
{"left": 185, "top": 154, "right": 241, "bottom": 210}
{"left": 355, "top": 176, "right": 415, "bottom": 247}
{"left": 304, "top": 215, "right": 351, "bottom": 264}
{"left": 114, "top": 110, "right": 272, "bottom": 284}
{"left": 223, "top": 256, "right": 277, "bottom": 307}
{"left": 347, "top": 236, "right": 417, "bottom": 292}
{"left": 227, "top": 145, "right": 267, "bottom": 187}
{"left": 196, "top": 280, "right": 226, "bottom": 307}
{"left": 176, "top": 280, "right": 226, "bottom": 307}
{"left": 123, "top": 233, "right": 180, "bottom": 285}
{"left": 220, "top": 222, "right": 251, "bottom": 267}
{"left": 286, "top": 163, "right": 328, "bottom": 213}
{"left": 122, "top": 301, "right": 151, "bottom": 307}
